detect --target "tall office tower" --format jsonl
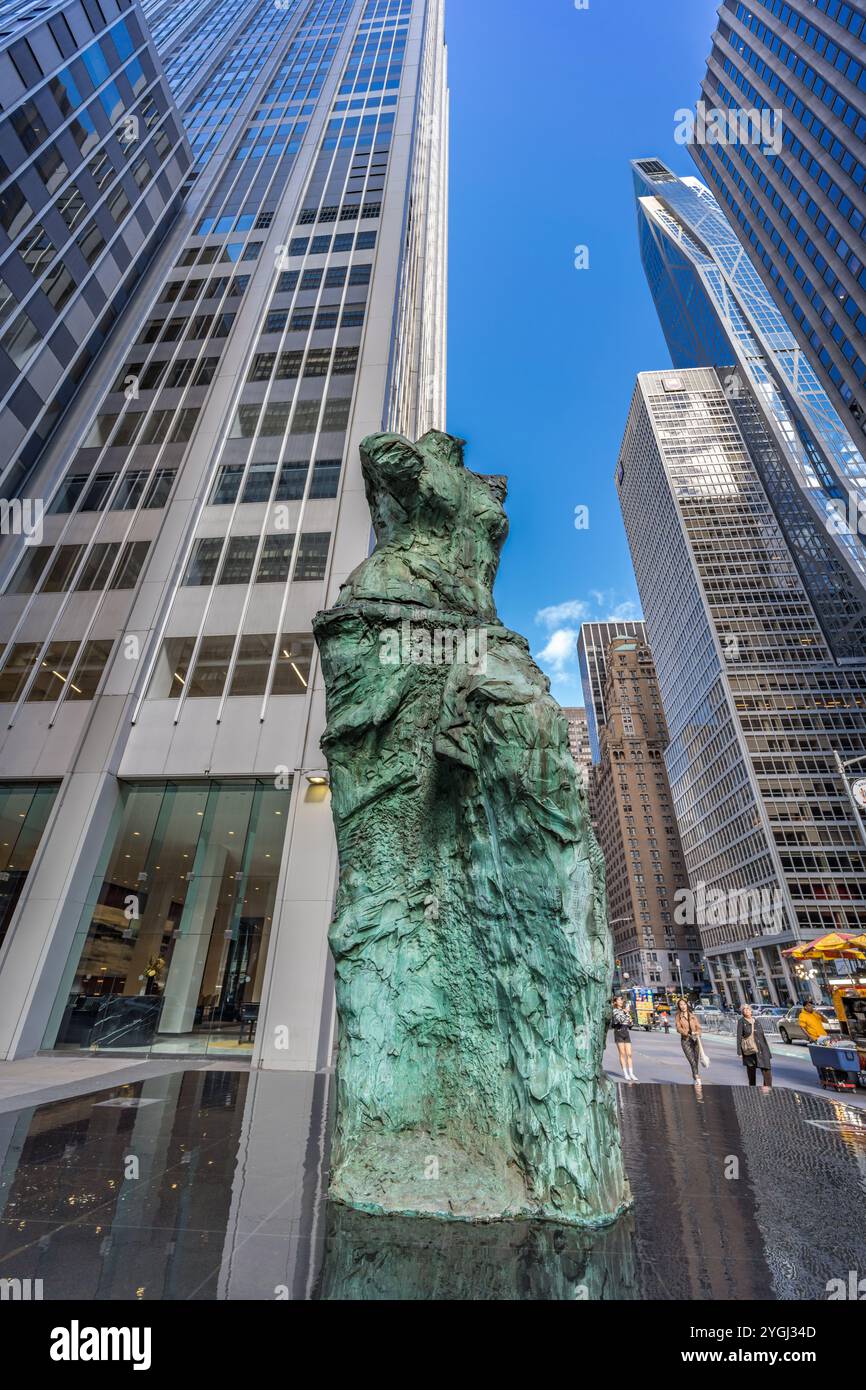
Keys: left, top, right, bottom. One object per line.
{"left": 0, "top": 0, "right": 448, "bottom": 1068}
{"left": 586, "top": 634, "right": 700, "bottom": 996}
{"left": 0, "top": 0, "right": 191, "bottom": 499}
{"left": 562, "top": 706, "right": 592, "bottom": 787}
{"left": 694, "top": 0, "right": 866, "bottom": 441}
{"left": 618, "top": 368, "right": 866, "bottom": 1008}
{"left": 633, "top": 156, "right": 866, "bottom": 656}
{"left": 577, "top": 619, "right": 646, "bottom": 762}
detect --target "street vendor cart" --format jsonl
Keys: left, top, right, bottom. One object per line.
{"left": 808, "top": 1040, "right": 864, "bottom": 1092}
{"left": 783, "top": 935, "right": 866, "bottom": 1091}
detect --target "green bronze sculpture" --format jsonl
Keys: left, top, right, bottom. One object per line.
{"left": 313, "top": 429, "right": 630, "bottom": 1226}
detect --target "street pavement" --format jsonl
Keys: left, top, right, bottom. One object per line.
{"left": 604, "top": 1026, "right": 866, "bottom": 1107}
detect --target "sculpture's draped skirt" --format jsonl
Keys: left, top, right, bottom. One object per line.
{"left": 314, "top": 600, "right": 630, "bottom": 1225}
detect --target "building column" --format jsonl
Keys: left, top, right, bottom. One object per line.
{"left": 157, "top": 842, "right": 227, "bottom": 1037}
{"left": 253, "top": 687, "right": 339, "bottom": 1072}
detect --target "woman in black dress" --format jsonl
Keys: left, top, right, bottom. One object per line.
{"left": 737, "top": 1004, "right": 773, "bottom": 1092}
{"left": 611, "top": 995, "right": 637, "bottom": 1082}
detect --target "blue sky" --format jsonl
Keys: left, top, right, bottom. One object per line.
{"left": 445, "top": 0, "right": 720, "bottom": 704}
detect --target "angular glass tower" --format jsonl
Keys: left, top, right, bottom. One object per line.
{"left": 0, "top": 0, "right": 448, "bottom": 1067}
{"left": 0, "top": 0, "right": 191, "bottom": 498}
{"left": 633, "top": 156, "right": 866, "bottom": 660}
{"left": 693, "top": 0, "right": 866, "bottom": 442}
{"left": 617, "top": 368, "right": 866, "bottom": 1005}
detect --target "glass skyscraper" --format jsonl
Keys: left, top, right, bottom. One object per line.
{"left": 0, "top": 0, "right": 191, "bottom": 499}
{"left": 617, "top": 367, "right": 866, "bottom": 1006}
{"left": 693, "top": 0, "right": 866, "bottom": 442}
{"left": 0, "top": 0, "right": 448, "bottom": 1067}
{"left": 633, "top": 155, "right": 866, "bottom": 659}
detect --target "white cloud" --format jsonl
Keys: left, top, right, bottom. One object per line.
{"left": 535, "top": 599, "right": 591, "bottom": 630}
{"left": 536, "top": 627, "right": 580, "bottom": 675}
{"left": 531, "top": 590, "right": 642, "bottom": 704}
{"left": 588, "top": 590, "right": 640, "bottom": 622}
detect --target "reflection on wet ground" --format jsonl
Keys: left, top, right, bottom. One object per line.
{"left": 0, "top": 1071, "right": 863, "bottom": 1299}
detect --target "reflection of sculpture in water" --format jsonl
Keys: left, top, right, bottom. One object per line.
{"left": 313, "top": 430, "right": 630, "bottom": 1226}
{"left": 315, "top": 1202, "right": 639, "bottom": 1301}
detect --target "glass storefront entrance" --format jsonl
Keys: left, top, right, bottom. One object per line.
{"left": 0, "top": 782, "right": 59, "bottom": 952}
{"left": 47, "top": 780, "right": 290, "bottom": 1056}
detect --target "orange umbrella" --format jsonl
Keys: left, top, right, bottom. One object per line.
{"left": 783, "top": 932, "right": 866, "bottom": 960}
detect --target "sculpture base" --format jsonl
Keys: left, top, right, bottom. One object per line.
{"left": 329, "top": 1195, "right": 634, "bottom": 1229}
{"left": 327, "top": 1079, "right": 631, "bottom": 1228}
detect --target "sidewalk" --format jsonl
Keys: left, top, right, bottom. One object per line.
{"left": 699, "top": 1028, "right": 816, "bottom": 1063}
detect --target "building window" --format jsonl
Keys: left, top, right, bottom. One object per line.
{"left": 50, "top": 469, "right": 176, "bottom": 513}
{"left": 150, "top": 634, "right": 313, "bottom": 700}
{"left": 0, "top": 782, "right": 59, "bottom": 951}
{"left": 209, "top": 460, "right": 341, "bottom": 505}
{"left": 184, "top": 534, "right": 330, "bottom": 586}
{"left": 47, "top": 780, "right": 292, "bottom": 1055}
{"left": 29, "top": 639, "right": 114, "bottom": 700}
{"left": 0, "top": 639, "right": 113, "bottom": 704}
{"left": 9, "top": 542, "right": 149, "bottom": 594}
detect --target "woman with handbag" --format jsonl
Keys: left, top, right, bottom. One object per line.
{"left": 737, "top": 1004, "right": 772, "bottom": 1092}
{"left": 675, "top": 997, "right": 707, "bottom": 1089}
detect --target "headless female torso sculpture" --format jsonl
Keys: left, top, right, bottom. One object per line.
{"left": 314, "top": 429, "right": 629, "bottom": 1225}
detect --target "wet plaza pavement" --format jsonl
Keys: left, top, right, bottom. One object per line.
{"left": 0, "top": 1068, "right": 864, "bottom": 1300}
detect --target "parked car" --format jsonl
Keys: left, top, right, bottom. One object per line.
{"left": 778, "top": 1005, "right": 841, "bottom": 1045}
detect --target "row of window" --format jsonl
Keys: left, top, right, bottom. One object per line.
{"left": 5, "top": 5, "right": 130, "bottom": 89}
{"left": 743, "top": 0, "right": 866, "bottom": 61}
{"left": 111, "top": 356, "right": 218, "bottom": 394}
{"left": 157, "top": 274, "right": 250, "bottom": 306}
{"left": 715, "top": 53, "right": 866, "bottom": 239}
{"left": 261, "top": 302, "right": 366, "bottom": 332}
{"left": 0, "top": 639, "right": 113, "bottom": 704}
{"left": 9, "top": 541, "right": 149, "bottom": 596}
{"left": 174, "top": 241, "right": 262, "bottom": 268}
{"left": 229, "top": 398, "right": 351, "bottom": 438}
{"left": 248, "top": 347, "right": 358, "bottom": 381}
{"left": 183, "top": 533, "right": 330, "bottom": 587}
{"left": 286, "top": 230, "right": 376, "bottom": 256}
{"left": 276, "top": 264, "right": 371, "bottom": 292}
{"left": 83, "top": 407, "right": 199, "bottom": 449}
{"left": 49, "top": 469, "right": 176, "bottom": 514}
{"left": 210, "top": 460, "right": 340, "bottom": 505}
{"left": 1, "top": 90, "right": 173, "bottom": 371}
{"left": 194, "top": 209, "right": 279, "bottom": 238}
{"left": 155, "top": 634, "right": 313, "bottom": 700}
{"left": 135, "top": 311, "right": 235, "bottom": 347}
{"left": 296, "top": 201, "right": 381, "bottom": 224}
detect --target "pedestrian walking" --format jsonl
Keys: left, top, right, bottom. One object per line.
{"left": 737, "top": 1004, "right": 773, "bottom": 1092}
{"left": 675, "top": 997, "right": 705, "bottom": 1090}
{"left": 611, "top": 995, "right": 638, "bottom": 1083}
